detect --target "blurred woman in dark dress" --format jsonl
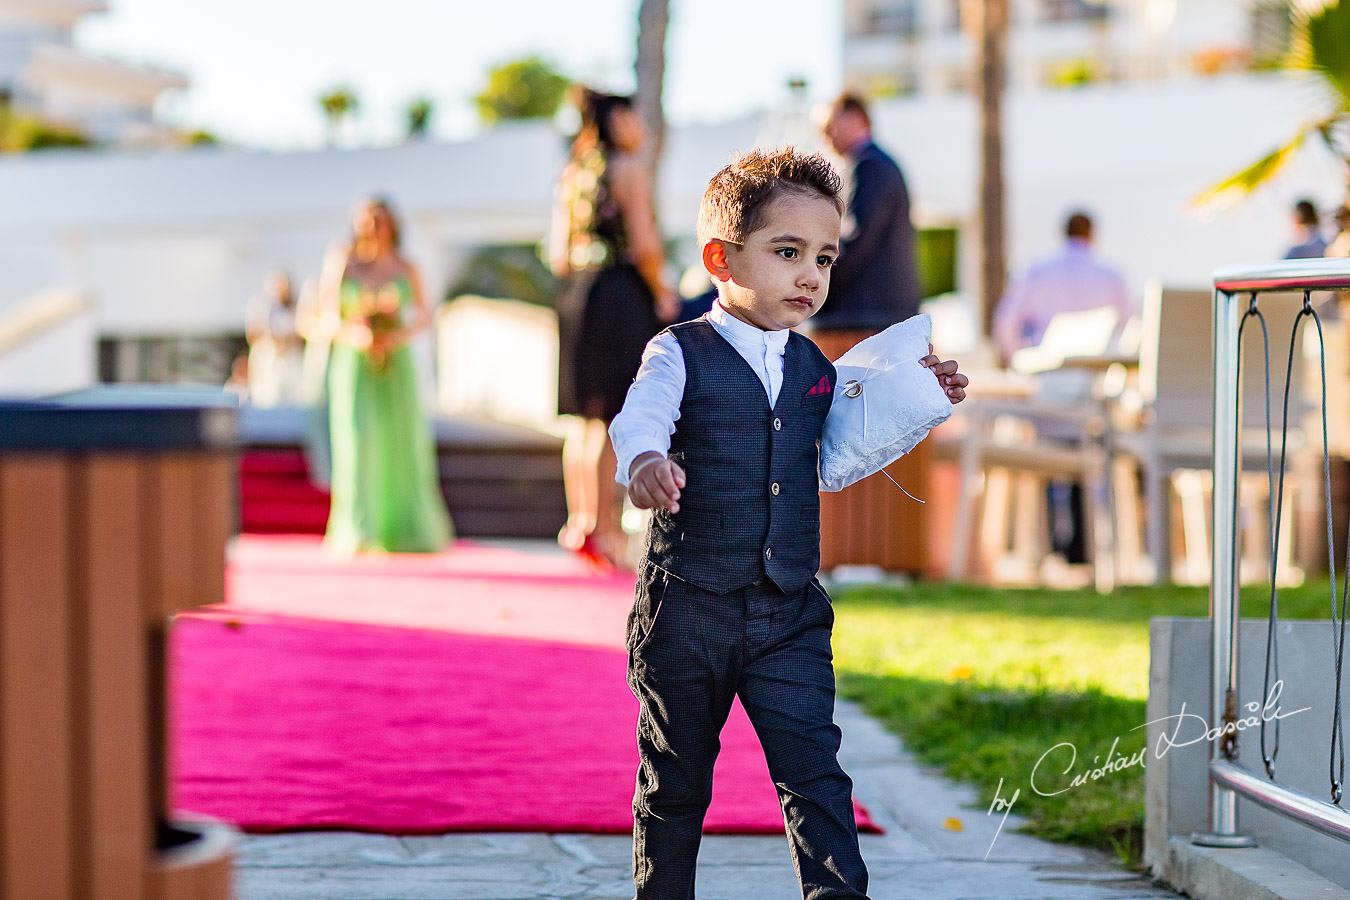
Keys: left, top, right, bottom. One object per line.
{"left": 551, "top": 88, "right": 677, "bottom": 568}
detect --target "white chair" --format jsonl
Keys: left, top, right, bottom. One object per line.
{"left": 946, "top": 396, "right": 1115, "bottom": 591}
{"left": 1113, "top": 283, "right": 1309, "bottom": 584}
{"left": 946, "top": 306, "right": 1126, "bottom": 591}
{"left": 1008, "top": 305, "right": 1120, "bottom": 374}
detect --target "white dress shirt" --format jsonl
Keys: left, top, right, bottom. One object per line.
{"left": 609, "top": 302, "right": 790, "bottom": 486}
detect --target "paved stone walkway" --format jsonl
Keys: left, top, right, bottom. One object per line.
{"left": 235, "top": 699, "right": 1182, "bottom": 899}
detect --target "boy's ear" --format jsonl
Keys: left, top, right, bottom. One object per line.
{"left": 702, "top": 239, "right": 733, "bottom": 283}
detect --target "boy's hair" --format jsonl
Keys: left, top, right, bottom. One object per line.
{"left": 697, "top": 147, "right": 844, "bottom": 248}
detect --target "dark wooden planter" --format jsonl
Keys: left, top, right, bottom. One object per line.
{"left": 0, "top": 387, "right": 237, "bottom": 899}
{"left": 809, "top": 329, "right": 934, "bottom": 576}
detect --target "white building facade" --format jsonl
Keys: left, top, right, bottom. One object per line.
{"left": 843, "top": 0, "right": 1283, "bottom": 96}
{"left": 0, "top": 71, "right": 1340, "bottom": 395}
{"left": 0, "top": 2, "right": 1338, "bottom": 399}
{"left": 0, "top": 0, "right": 185, "bottom": 145}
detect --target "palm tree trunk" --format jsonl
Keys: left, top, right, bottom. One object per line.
{"left": 635, "top": 0, "right": 669, "bottom": 179}
{"left": 976, "top": 0, "right": 1009, "bottom": 337}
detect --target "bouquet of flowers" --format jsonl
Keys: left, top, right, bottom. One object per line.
{"left": 353, "top": 285, "right": 403, "bottom": 372}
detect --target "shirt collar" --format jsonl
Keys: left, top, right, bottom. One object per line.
{"left": 709, "top": 302, "right": 790, "bottom": 353}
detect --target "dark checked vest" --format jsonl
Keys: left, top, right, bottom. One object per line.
{"left": 645, "top": 319, "right": 835, "bottom": 594}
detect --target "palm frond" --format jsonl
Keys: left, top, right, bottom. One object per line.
{"left": 1315, "top": 120, "right": 1350, "bottom": 183}
{"left": 1292, "top": 0, "right": 1350, "bottom": 112}
{"left": 1191, "top": 128, "right": 1314, "bottom": 209}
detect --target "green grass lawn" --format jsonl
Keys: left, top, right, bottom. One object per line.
{"left": 830, "top": 578, "right": 1338, "bottom": 865}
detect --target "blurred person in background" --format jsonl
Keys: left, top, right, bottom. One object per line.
{"left": 1328, "top": 206, "right": 1350, "bottom": 319}
{"left": 225, "top": 350, "right": 250, "bottom": 400}
{"left": 294, "top": 272, "right": 334, "bottom": 488}
{"left": 817, "top": 91, "right": 921, "bottom": 333}
{"left": 994, "top": 211, "right": 1133, "bottom": 566}
{"left": 1329, "top": 205, "right": 1350, "bottom": 258}
{"left": 1284, "top": 200, "right": 1341, "bottom": 320}
{"left": 993, "top": 211, "right": 1133, "bottom": 367}
{"left": 316, "top": 196, "right": 452, "bottom": 554}
{"left": 245, "top": 270, "right": 305, "bottom": 407}
{"left": 1285, "top": 198, "right": 1328, "bottom": 259}
{"left": 550, "top": 87, "right": 678, "bottom": 569}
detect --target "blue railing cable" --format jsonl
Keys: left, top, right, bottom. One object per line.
{"left": 1236, "top": 293, "right": 1280, "bottom": 778}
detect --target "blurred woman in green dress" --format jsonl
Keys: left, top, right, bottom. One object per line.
{"left": 317, "top": 196, "right": 452, "bottom": 554}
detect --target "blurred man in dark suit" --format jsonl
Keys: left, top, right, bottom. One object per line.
{"left": 817, "top": 92, "right": 921, "bottom": 331}
{"left": 812, "top": 93, "right": 926, "bottom": 577}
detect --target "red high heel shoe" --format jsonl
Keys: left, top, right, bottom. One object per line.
{"left": 560, "top": 523, "right": 613, "bottom": 573}
{"left": 576, "top": 533, "right": 617, "bottom": 574}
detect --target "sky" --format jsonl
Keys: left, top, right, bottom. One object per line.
{"left": 75, "top": 0, "right": 845, "bottom": 150}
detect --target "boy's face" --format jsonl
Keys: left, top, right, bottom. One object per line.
{"left": 706, "top": 192, "right": 842, "bottom": 332}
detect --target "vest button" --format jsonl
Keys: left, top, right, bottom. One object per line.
{"left": 764, "top": 547, "right": 773, "bottom": 560}
{"left": 771, "top": 482, "right": 780, "bottom": 496}
{"left": 773, "top": 418, "right": 782, "bottom": 431}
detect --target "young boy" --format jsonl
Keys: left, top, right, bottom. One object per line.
{"left": 610, "top": 148, "right": 966, "bottom": 899}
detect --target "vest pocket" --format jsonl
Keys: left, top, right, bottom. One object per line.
{"left": 802, "top": 391, "right": 833, "bottom": 406}
{"left": 798, "top": 500, "right": 820, "bottom": 523}
{"left": 673, "top": 506, "right": 724, "bottom": 534}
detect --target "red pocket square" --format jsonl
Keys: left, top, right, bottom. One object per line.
{"left": 805, "top": 376, "right": 832, "bottom": 397}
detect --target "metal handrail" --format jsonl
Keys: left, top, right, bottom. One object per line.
{"left": 1202, "top": 257, "right": 1350, "bottom": 847}
{"left": 1215, "top": 258, "right": 1350, "bottom": 293}
{"left": 1211, "top": 761, "right": 1350, "bottom": 843}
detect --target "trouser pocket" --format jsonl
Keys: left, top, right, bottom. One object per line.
{"left": 626, "top": 564, "right": 668, "bottom": 653}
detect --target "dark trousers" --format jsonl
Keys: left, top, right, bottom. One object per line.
{"left": 626, "top": 564, "right": 870, "bottom": 899}
{"left": 1048, "top": 482, "right": 1086, "bottom": 564}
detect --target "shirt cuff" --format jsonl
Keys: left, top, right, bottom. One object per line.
{"left": 615, "top": 445, "right": 666, "bottom": 487}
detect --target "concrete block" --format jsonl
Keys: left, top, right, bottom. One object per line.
{"left": 1147, "top": 618, "right": 1350, "bottom": 890}
{"left": 1163, "top": 836, "right": 1350, "bottom": 900}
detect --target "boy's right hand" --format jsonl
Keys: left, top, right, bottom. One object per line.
{"left": 628, "top": 452, "right": 687, "bottom": 513}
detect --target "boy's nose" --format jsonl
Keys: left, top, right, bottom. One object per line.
{"left": 798, "top": 265, "right": 819, "bottom": 291}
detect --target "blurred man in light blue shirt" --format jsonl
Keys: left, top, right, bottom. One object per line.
{"left": 993, "top": 211, "right": 1133, "bottom": 565}
{"left": 993, "top": 212, "right": 1133, "bottom": 367}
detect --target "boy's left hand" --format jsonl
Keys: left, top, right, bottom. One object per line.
{"left": 921, "top": 343, "right": 968, "bottom": 404}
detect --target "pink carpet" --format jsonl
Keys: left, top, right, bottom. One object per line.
{"left": 171, "top": 536, "right": 880, "bottom": 835}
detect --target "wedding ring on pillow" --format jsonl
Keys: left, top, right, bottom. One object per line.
{"left": 843, "top": 380, "right": 863, "bottom": 398}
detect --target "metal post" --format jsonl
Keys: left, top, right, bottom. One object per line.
{"left": 1192, "top": 287, "right": 1257, "bottom": 847}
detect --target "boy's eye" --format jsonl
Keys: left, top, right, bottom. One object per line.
{"left": 776, "top": 247, "right": 798, "bottom": 260}
{"left": 817, "top": 255, "right": 836, "bottom": 268}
